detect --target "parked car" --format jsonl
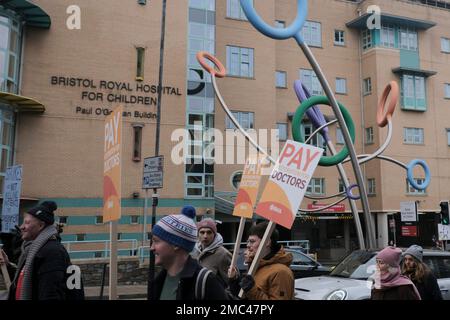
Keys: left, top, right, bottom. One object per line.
{"left": 236, "top": 247, "right": 331, "bottom": 279}
{"left": 294, "top": 249, "right": 450, "bottom": 300}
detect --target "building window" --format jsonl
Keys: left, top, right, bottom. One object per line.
{"left": 362, "top": 29, "right": 372, "bottom": 51}
{"left": 276, "top": 71, "right": 287, "bottom": 88}
{"left": 365, "top": 127, "right": 374, "bottom": 144}
{"left": 300, "top": 69, "right": 323, "bottom": 95}
{"left": 403, "top": 127, "right": 424, "bottom": 145}
{"left": 301, "top": 21, "right": 322, "bottom": 47}
{"left": 59, "top": 216, "right": 68, "bottom": 224}
{"left": 132, "top": 124, "right": 143, "bottom": 162}
{"left": 117, "top": 233, "right": 122, "bottom": 240}
{"left": 0, "top": 109, "right": 14, "bottom": 188}
{"left": 307, "top": 178, "right": 325, "bottom": 195}
{"left": 130, "top": 215, "right": 139, "bottom": 224}
{"left": 226, "top": 46, "right": 254, "bottom": 78}
{"left": 363, "top": 77, "right": 372, "bottom": 95}
{"left": 441, "top": 37, "right": 450, "bottom": 53}
{"left": 399, "top": 27, "right": 417, "bottom": 51}
{"left": 401, "top": 74, "right": 426, "bottom": 110}
{"left": 303, "top": 123, "right": 327, "bottom": 154}
{"left": 94, "top": 252, "right": 103, "bottom": 258}
{"left": 445, "top": 83, "right": 450, "bottom": 99}
{"left": 0, "top": 13, "right": 21, "bottom": 93}
{"left": 227, "top": 0, "right": 252, "bottom": 20}
{"left": 226, "top": 111, "right": 254, "bottom": 130}
{"left": 381, "top": 25, "right": 396, "bottom": 48}
{"left": 338, "top": 179, "right": 345, "bottom": 193}
{"left": 406, "top": 178, "right": 426, "bottom": 194}
{"left": 136, "top": 47, "right": 145, "bottom": 81}
{"left": 335, "top": 78, "right": 347, "bottom": 94}
{"left": 275, "top": 20, "right": 285, "bottom": 28}
{"left": 95, "top": 216, "right": 103, "bottom": 225}
{"left": 367, "top": 178, "right": 376, "bottom": 196}
{"left": 334, "top": 30, "right": 345, "bottom": 46}
{"left": 446, "top": 129, "right": 450, "bottom": 146}
{"left": 231, "top": 171, "right": 243, "bottom": 191}
{"left": 336, "top": 128, "right": 344, "bottom": 145}
{"left": 277, "top": 123, "right": 288, "bottom": 141}
{"left": 76, "top": 234, "right": 86, "bottom": 241}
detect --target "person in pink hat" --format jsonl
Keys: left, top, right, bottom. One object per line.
{"left": 371, "top": 246, "right": 421, "bottom": 300}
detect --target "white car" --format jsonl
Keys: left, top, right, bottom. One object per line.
{"left": 295, "top": 249, "right": 450, "bottom": 300}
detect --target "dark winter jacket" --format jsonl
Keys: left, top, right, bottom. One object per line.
{"left": 411, "top": 271, "right": 443, "bottom": 300}
{"left": 148, "top": 256, "right": 228, "bottom": 300}
{"left": 371, "top": 284, "right": 420, "bottom": 300}
{"left": 8, "top": 237, "right": 82, "bottom": 300}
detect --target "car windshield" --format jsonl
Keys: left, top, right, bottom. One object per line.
{"left": 330, "top": 251, "right": 377, "bottom": 279}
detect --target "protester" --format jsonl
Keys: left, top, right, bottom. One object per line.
{"left": 228, "top": 221, "right": 294, "bottom": 300}
{"left": 371, "top": 246, "right": 420, "bottom": 300}
{"left": 401, "top": 245, "right": 442, "bottom": 300}
{"left": 148, "top": 205, "right": 227, "bottom": 300}
{"left": 1, "top": 201, "right": 84, "bottom": 300}
{"left": 192, "top": 218, "right": 232, "bottom": 287}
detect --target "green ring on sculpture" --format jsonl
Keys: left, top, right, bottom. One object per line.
{"left": 292, "top": 95, "right": 355, "bottom": 167}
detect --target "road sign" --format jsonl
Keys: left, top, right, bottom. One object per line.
{"left": 1, "top": 165, "right": 23, "bottom": 233}
{"left": 401, "top": 225, "right": 417, "bottom": 237}
{"left": 142, "top": 156, "right": 164, "bottom": 189}
{"left": 400, "top": 201, "right": 417, "bottom": 222}
{"left": 438, "top": 224, "right": 450, "bottom": 241}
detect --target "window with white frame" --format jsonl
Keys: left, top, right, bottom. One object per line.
{"left": 445, "top": 83, "right": 450, "bottom": 99}
{"left": 277, "top": 123, "right": 288, "bottom": 141}
{"left": 276, "top": 71, "right": 287, "bottom": 88}
{"left": 336, "top": 127, "right": 344, "bottom": 144}
{"left": 363, "top": 78, "right": 372, "bottom": 95}
{"left": 399, "top": 27, "right": 417, "bottom": 51}
{"left": 226, "top": 46, "right": 254, "bottom": 78}
{"left": 367, "top": 178, "right": 376, "bottom": 195}
{"left": 365, "top": 127, "right": 374, "bottom": 144}
{"left": 334, "top": 30, "right": 345, "bottom": 46}
{"left": 406, "top": 178, "right": 426, "bottom": 194}
{"left": 95, "top": 216, "right": 103, "bottom": 225}
{"left": 401, "top": 74, "right": 426, "bottom": 110}
{"left": 403, "top": 127, "right": 424, "bottom": 144}
{"left": 227, "top": 0, "right": 252, "bottom": 20}
{"left": 301, "top": 21, "right": 322, "bottom": 47}
{"left": 362, "top": 29, "right": 372, "bottom": 50}
{"left": 307, "top": 178, "right": 325, "bottom": 195}
{"left": 130, "top": 215, "right": 139, "bottom": 224}
{"left": 441, "top": 37, "right": 450, "bottom": 53}
{"left": 275, "top": 20, "right": 285, "bottom": 28}
{"left": 381, "top": 25, "right": 395, "bottom": 48}
{"left": 304, "top": 123, "right": 327, "bottom": 154}
{"left": 300, "top": 69, "right": 323, "bottom": 95}
{"left": 336, "top": 78, "right": 347, "bottom": 94}
{"left": 226, "top": 111, "right": 254, "bottom": 130}
{"left": 447, "top": 129, "right": 450, "bottom": 146}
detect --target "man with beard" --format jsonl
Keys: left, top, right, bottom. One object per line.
{"left": 401, "top": 245, "right": 443, "bottom": 300}
{"left": 228, "top": 221, "right": 294, "bottom": 300}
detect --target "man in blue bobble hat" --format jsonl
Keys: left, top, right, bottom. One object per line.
{"left": 148, "top": 205, "right": 227, "bottom": 300}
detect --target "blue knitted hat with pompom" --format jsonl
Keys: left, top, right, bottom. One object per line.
{"left": 152, "top": 205, "right": 197, "bottom": 252}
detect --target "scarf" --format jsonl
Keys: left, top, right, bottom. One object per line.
{"left": 370, "top": 265, "right": 421, "bottom": 300}
{"left": 193, "top": 233, "right": 224, "bottom": 260}
{"left": 15, "top": 225, "right": 58, "bottom": 300}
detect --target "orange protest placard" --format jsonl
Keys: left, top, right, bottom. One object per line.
{"left": 103, "top": 106, "right": 122, "bottom": 222}
{"left": 232, "top": 154, "right": 263, "bottom": 218}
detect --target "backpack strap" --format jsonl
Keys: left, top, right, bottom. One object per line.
{"left": 195, "top": 267, "right": 212, "bottom": 300}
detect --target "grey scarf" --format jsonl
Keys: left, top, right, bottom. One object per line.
{"left": 15, "top": 225, "right": 58, "bottom": 300}
{"left": 194, "top": 233, "right": 224, "bottom": 260}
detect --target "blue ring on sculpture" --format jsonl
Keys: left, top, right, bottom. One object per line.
{"left": 346, "top": 184, "right": 361, "bottom": 200}
{"left": 406, "top": 159, "right": 431, "bottom": 190}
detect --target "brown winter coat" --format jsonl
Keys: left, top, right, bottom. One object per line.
{"left": 371, "top": 284, "right": 421, "bottom": 300}
{"left": 245, "top": 247, "right": 294, "bottom": 300}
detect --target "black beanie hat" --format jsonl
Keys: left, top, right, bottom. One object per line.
{"left": 27, "top": 201, "right": 57, "bottom": 225}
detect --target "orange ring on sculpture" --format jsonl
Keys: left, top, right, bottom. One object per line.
{"left": 377, "top": 81, "right": 399, "bottom": 128}
{"left": 196, "top": 51, "right": 226, "bottom": 78}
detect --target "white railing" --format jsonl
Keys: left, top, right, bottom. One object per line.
{"left": 62, "top": 239, "right": 139, "bottom": 259}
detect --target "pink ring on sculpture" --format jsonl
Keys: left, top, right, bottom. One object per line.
{"left": 196, "top": 51, "right": 226, "bottom": 78}
{"left": 377, "top": 81, "right": 399, "bottom": 128}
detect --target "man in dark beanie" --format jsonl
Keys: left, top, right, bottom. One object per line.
{"left": 0, "top": 201, "right": 84, "bottom": 300}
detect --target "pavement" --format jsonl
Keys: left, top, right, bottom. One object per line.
{"left": 84, "top": 285, "right": 147, "bottom": 300}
